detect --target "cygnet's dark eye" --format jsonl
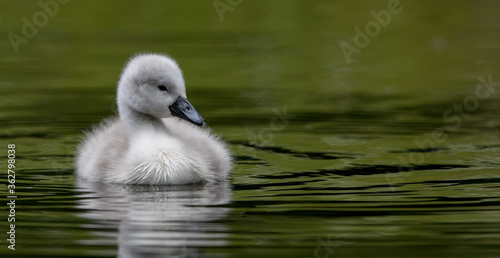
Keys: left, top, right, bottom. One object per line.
{"left": 158, "top": 85, "right": 168, "bottom": 92}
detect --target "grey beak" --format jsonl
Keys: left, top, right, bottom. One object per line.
{"left": 169, "top": 96, "right": 205, "bottom": 127}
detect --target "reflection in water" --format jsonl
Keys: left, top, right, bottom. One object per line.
{"left": 75, "top": 180, "right": 232, "bottom": 257}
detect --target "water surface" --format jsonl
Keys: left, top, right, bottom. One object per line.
{"left": 1, "top": 1, "right": 500, "bottom": 257}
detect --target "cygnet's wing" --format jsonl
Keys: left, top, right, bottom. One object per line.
{"left": 75, "top": 117, "right": 129, "bottom": 181}
{"left": 162, "top": 117, "right": 232, "bottom": 177}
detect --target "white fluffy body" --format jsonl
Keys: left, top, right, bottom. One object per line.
{"left": 75, "top": 53, "right": 232, "bottom": 185}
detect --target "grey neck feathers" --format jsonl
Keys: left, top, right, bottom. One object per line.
{"left": 119, "top": 105, "right": 166, "bottom": 136}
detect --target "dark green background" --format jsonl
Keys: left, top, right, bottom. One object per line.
{"left": 1, "top": 1, "right": 499, "bottom": 257}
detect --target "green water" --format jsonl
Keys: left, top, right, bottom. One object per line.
{"left": 1, "top": 1, "right": 500, "bottom": 257}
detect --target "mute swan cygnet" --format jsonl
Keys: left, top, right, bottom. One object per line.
{"left": 75, "top": 53, "right": 232, "bottom": 185}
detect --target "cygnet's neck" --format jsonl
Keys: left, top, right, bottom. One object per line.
{"left": 119, "top": 105, "right": 166, "bottom": 136}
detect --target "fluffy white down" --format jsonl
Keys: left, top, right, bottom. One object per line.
{"left": 75, "top": 53, "right": 232, "bottom": 185}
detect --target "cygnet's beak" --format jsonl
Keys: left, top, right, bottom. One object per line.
{"left": 169, "top": 96, "right": 206, "bottom": 127}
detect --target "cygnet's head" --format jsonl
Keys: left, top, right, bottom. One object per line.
{"left": 117, "top": 53, "right": 205, "bottom": 126}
